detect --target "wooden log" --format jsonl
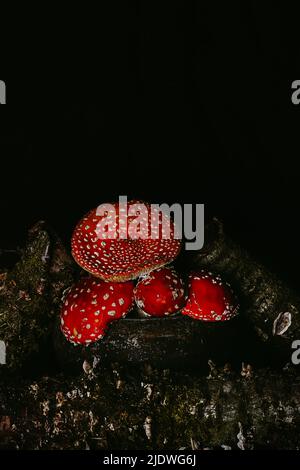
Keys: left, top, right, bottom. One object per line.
{"left": 0, "top": 367, "right": 300, "bottom": 450}
{"left": 54, "top": 313, "right": 253, "bottom": 373}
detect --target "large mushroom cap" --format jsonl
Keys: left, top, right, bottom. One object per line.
{"left": 60, "top": 277, "right": 134, "bottom": 345}
{"left": 71, "top": 201, "right": 181, "bottom": 282}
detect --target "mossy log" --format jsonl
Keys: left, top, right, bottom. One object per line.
{"left": 0, "top": 367, "right": 300, "bottom": 450}
{"left": 0, "top": 222, "right": 75, "bottom": 372}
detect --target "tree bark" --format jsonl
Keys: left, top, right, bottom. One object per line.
{"left": 0, "top": 221, "right": 75, "bottom": 372}
{"left": 0, "top": 367, "right": 300, "bottom": 450}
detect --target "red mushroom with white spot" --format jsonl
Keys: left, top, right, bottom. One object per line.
{"left": 182, "top": 270, "right": 239, "bottom": 322}
{"left": 71, "top": 200, "right": 181, "bottom": 282}
{"left": 60, "top": 277, "right": 134, "bottom": 345}
{"left": 134, "top": 267, "right": 185, "bottom": 317}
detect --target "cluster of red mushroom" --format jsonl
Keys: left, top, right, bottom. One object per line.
{"left": 61, "top": 201, "right": 239, "bottom": 345}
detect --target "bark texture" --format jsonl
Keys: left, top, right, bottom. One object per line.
{"left": 0, "top": 367, "right": 300, "bottom": 450}
{"left": 0, "top": 221, "right": 75, "bottom": 371}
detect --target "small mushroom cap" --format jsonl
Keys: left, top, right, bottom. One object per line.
{"left": 182, "top": 270, "right": 239, "bottom": 322}
{"left": 134, "top": 267, "right": 185, "bottom": 317}
{"left": 71, "top": 201, "right": 181, "bottom": 282}
{"left": 60, "top": 277, "right": 134, "bottom": 345}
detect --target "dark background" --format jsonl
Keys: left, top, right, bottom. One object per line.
{"left": 0, "top": 3, "right": 299, "bottom": 288}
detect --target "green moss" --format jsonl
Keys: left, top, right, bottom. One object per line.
{"left": 0, "top": 223, "right": 76, "bottom": 372}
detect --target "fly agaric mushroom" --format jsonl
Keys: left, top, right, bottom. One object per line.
{"left": 182, "top": 270, "right": 239, "bottom": 321}
{"left": 60, "top": 277, "right": 134, "bottom": 345}
{"left": 134, "top": 267, "right": 185, "bottom": 317}
{"left": 71, "top": 200, "right": 181, "bottom": 282}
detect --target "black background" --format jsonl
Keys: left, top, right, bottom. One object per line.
{"left": 0, "top": 3, "right": 299, "bottom": 288}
